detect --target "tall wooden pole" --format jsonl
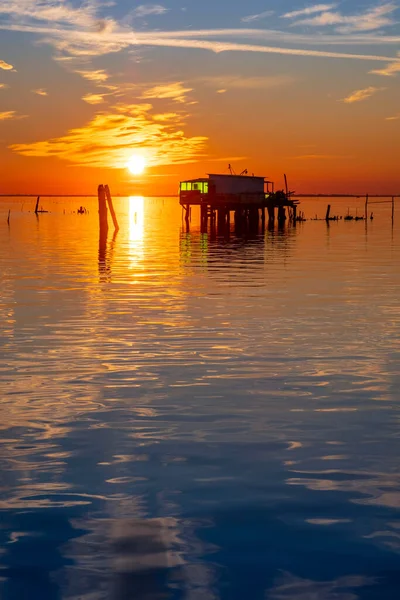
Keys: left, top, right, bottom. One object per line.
{"left": 325, "top": 204, "right": 331, "bottom": 221}
{"left": 104, "top": 185, "right": 119, "bottom": 231}
{"left": 98, "top": 185, "right": 108, "bottom": 237}
{"left": 35, "top": 196, "right": 40, "bottom": 214}
{"left": 365, "top": 194, "right": 369, "bottom": 220}
{"left": 392, "top": 196, "right": 395, "bottom": 223}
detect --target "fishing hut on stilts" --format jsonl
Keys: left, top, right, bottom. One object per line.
{"left": 179, "top": 169, "right": 299, "bottom": 233}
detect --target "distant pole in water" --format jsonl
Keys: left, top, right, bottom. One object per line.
{"left": 392, "top": 196, "right": 395, "bottom": 223}
{"left": 365, "top": 193, "right": 368, "bottom": 221}
{"left": 7, "top": 209, "right": 10, "bottom": 225}
{"left": 98, "top": 185, "right": 108, "bottom": 237}
{"left": 35, "top": 196, "right": 40, "bottom": 214}
{"left": 325, "top": 204, "right": 331, "bottom": 221}
{"left": 104, "top": 184, "right": 119, "bottom": 231}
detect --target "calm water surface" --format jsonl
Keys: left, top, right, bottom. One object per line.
{"left": 1, "top": 196, "right": 399, "bottom": 599}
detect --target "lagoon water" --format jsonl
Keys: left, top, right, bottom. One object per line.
{"left": 0, "top": 196, "right": 399, "bottom": 599}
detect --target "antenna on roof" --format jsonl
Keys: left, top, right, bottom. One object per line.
{"left": 228, "top": 163, "right": 235, "bottom": 175}
{"left": 239, "top": 169, "right": 248, "bottom": 176}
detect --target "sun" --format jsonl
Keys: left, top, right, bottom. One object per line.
{"left": 127, "top": 154, "right": 146, "bottom": 175}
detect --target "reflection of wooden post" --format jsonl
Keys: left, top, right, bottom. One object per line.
{"left": 104, "top": 185, "right": 119, "bottom": 231}
{"left": 35, "top": 196, "right": 40, "bottom": 214}
{"left": 98, "top": 185, "right": 108, "bottom": 236}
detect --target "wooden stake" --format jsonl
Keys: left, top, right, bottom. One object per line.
{"left": 98, "top": 185, "right": 108, "bottom": 236}
{"left": 365, "top": 194, "right": 369, "bottom": 220}
{"left": 35, "top": 196, "right": 40, "bottom": 214}
{"left": 104, "top": 185, "right": 119, "bottom": 231}
{"left": 325, "top": 204, "right": 331, "bottom": 221}
{"left": 7, "top": 209, "right": 10, "bottom": 225}
{"left": 392, "top": 196, "right": 395, "bottom": 222}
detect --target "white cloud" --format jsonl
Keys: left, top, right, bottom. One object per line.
{"left": 198, "top": 74, "right": 294, "bottom": 90}
{"left": 370, "top": 53, "right": 400, "bottom": 76}
{"left": 241, "top": 10, "right": 274, "bottom": 23}
{"left": 0, "top": 83, "right": 9, "bottom": 89}
{"left": 282, "top": 4, "right": 337, "bottom": 19}
{"left": 342, "top": 86, "right": 384, "bottom": 103}
{"left": 82, "top": 93, "right": 106, "bottom": 104}
{"left": 33, "top": 88, "right": 48, "bottom": 96}
{"left": 0, "top": 1, "right": 398, "bottom": 67}
{"left": 0, "top": 110, "right": 26, "bottom": 120}
{"left": 290, "top": 3, "right": 398, "bottom": 33}
{"left": 0, "top": 110, "right": 16, "bottom": 120}
{"left": 140, "top": 82, "right": 193, "bottom": 103}
{"left": 385, "top": 114, "right": 400, "bottom": 120}
{"left": 0, "top": 59, "right": 14, "bottom": 70}
{"left": 132, "top": 4, "right": 168, "bottom": 18}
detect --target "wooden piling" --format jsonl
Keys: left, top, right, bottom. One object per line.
{"left": 278, "top": 206, "right": 286, "bottom": 222}
{"left": 392, "top": 196, "right": 395, "bottom": 222}
{"left": 267, "top": 205, "right": 275, "bottom": 222}
{"left": 325, "top": 204, "right": 331, "bottom": 221}
{"left": 7, "top": 209, "right": 10, "bottom": 225}
{"left": 98, "top": 185, "right": 108, "bottom": 237}
{"left": 35, "top": 196, "right": 40, "bottom": 214}
{"left": 365, "top": 194, "right": 369, "bottom": 220}
{"left": 104, "top": 185, "right": 119, "bottom": 231}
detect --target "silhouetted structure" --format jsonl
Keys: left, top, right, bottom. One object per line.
{"left": 179, "top": 172, "right": 299, "bottom": 233}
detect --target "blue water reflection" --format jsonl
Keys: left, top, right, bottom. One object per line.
{"left": 0, "top": 197, "right": 399, "bottom": 599}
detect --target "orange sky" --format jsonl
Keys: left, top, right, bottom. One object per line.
{"left": 0, "top": 1, "right": 399, "bottom": 195}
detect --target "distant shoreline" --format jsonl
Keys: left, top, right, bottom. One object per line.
{"left": 1, "top": 194, "right": 399, "bottom": 198}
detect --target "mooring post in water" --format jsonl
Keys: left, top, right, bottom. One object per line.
{"left": 7, "top": 209, "right": 10, "bottom": 225}
{"left": 35, "top": 196, "right": 40, "bottom": 214}
{"left": 325, "top": 204, "right": 331, "bottom": 222}
{"left": 365, "top": 194, "right": 369, "bottom": 221}
{"left": 392, "top": 196, "right": 395, "bottom": 222}
{"left": 104, "top": 185, "right": 119, "bottom": 231}
{"left": 98, "top": 185, "right": 108, "bottom": 236}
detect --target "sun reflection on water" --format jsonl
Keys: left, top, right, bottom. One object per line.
{"left": 129, "top": 196, "right": 144, "bottom": 243}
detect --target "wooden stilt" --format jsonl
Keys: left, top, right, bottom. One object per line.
{"left": 392, "top": 196, "right": 395, "bottom": 222}
{"left": 35, "top": 197, "right": 40, "bottom": 214}
{"left": 7, "top": 209, "right": 10, "bottom": 225}
{"left": 104, "top": 185, "right": 119, "bottom": 231}
{"left": 365, "top": 194, "right": 369, "bottom": 221}
{"left": 267, "top": 205, "right": 275, "bottom": 222}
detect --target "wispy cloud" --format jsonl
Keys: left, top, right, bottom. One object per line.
{"left": 343, "top": 86, "right": 384, "bottom": 103}
{"left": 0, "top": 110, "right": 25, "bottom": 120}
{"left": 0, "top": 2, "right": 398, "bottom": 67}
{"left": 10, "top": 103, "right": 207, "bottom": 168}
{"left": 140, "top": 82, "right": 193, "bottom": 103}
{"left": 0, "top": 59, "right": 14, "bottom": 70}
{"left": 33, "top": 88, "right": 48, "bottom": 96}
{"left": 282, "top": 4, "right": 337, "bottom": 19}
{"left": 132, "top": 4, "right": 168, "bottom": 18}
{"left": 74, "top": 69, "right": 110, "bottom": 83}
{"left": 0, "top": 83, "right": 9, "bottom": 89}
{"left": 288, "top": 3, "right": 398, "bottom": 33}
{"left": 82, "top": 93, "right": 106, "bottom": 104}
{"left": 385, "top": 114, "right": 400, "bottom": 120}
{"left": 198, "top": 74, "right": 294, "bottom": 90}
{"left": 370, "top": 54, "right": 400, "bottom": 76}
{"left": 241, "top": 10, "right": 274, "bottom": 23}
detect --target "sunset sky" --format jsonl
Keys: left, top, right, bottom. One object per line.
{"left": 0, "top": 0, "right": 399, "bottom": 195}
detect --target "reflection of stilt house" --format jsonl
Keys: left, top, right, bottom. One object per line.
{"left": 179, "top": 173, "right": 299, "bottom": 231}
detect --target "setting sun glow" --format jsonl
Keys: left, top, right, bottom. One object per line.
{"left": 127, "top": 154, "right": 146, "bottom": 176}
